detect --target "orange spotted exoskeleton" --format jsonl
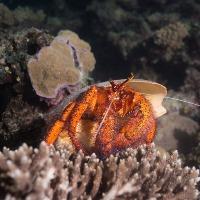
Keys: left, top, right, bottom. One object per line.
{"left": 45, "top": 76, "right": 167, "bottom": 158}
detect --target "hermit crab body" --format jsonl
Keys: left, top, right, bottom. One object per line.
{"left": 45, "top": 77, "right": 167, "bottom": 158}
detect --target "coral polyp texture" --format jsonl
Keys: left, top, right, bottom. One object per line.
{"left": 154, "top": 22, "right": 188, "bottom": 60}
{"left": 0, "top": 142, "right": 199, "bottom": 200}
{"left": 0, "top": 3, "right": 15, "bottom": 26}
{"left": 27, "top": 30, "right": 95, "bottom": 100}
{"left": 154, "top": 22, "right": 188, "bottom": 50}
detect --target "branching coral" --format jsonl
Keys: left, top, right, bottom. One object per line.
{"left": 0, "top": 142, "right": 199, "bottom": 199}
{"left": 154, "top": 22, "right": 188, "bottom": 50}
{"left": 154, "top": 22, "right": 188, "bottom": 60}
{"left": 0, "top": 4, "right": 46, "bottom": 27}
{"left": 0, "top": 3, "right": 15, "bottom": 26}
{"left": 88, "top": 0, "right": 152, "bottom": 57}
{"left": 87, "top": 1, "right": 191, "bottom": 59}
{"left": 27, "top": 30, "right": 95, "bottom": 101}
{"left": 87, "top": 0, "right": 200, "bottom": 83}
{"left": 13, "top": 6, "right": 46, "bottom": 25}
{"left": 0, "top": 2, "right": 84, "bottom": 34}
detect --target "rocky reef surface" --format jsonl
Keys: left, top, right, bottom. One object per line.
{"left": 0, "top": 27, "right": 95, "bottom": 148}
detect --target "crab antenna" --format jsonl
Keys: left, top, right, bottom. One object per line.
{"left": 165, "top": 96, "right": 200, "bottom": 107}
{"left": 119, "top": 73, "right": 134, "bottom": 88}
{"left": 96, "top": 99, "right": 114, "bottom": 136}
{"left": 140, "top": 91, "right": 200, "bottom": 108}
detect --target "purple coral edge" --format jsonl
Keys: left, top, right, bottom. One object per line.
{"left": 28, "top": 32, "right": 94, "bottom": 99}
{"left": 55, "top": 35, "right": 83, "bottom": 71}
{"left": 39, "top": 82, "right": 81, "bottom": 99}
{"left": 55, "top": 34, "right": 93, "bottom": 72}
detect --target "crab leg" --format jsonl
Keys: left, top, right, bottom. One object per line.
{"left": 67, "top": 85, "right": 98, "bottom": 150}
{"left": 95, "top": 113, "right": 116, "bottom": 157}
{"left": 113, "top": 93, "right": 156, "bottom": 150}
{"left": 45, "top": 102, "right": 75, "bottom": 144}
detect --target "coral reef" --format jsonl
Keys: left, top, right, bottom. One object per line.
{"left": 0, "top": 3, "right": 15, "bottom": 27}
{"left": 13, "top": 6, "right": 46, "bottom": 26}
{"left": 162, "top": 68, "right": 200, "bottom": 120}
{"left": 0, "top": 28, "right": 53, "bottom": 87}
{"left": 0, "top": 142, "right": 199, "bottom": 199}
{"left": 0, "top": 4, "right": 45, "bottom": 28}
{"left": 27, "top": 30, "right": 95, "bottom": 102}
{"left": 181, "top": 68, "right": 200, "bottom": 110}
{"left": 183, "top": 131, "right": 200, "bottom": 167}
{"left": 155, "top": 112, "right": 199, "bottom": 151}
{"left": 88, "top": 0, "right": 153, "bottom": 58}
{"left": 154, "top": 22, "right": 188, "bottom": 60}
{"left": 86, "top": 0, "right": 200, "bottom": 85}
{"left": 0, "top": 28, "right": 53, "bottom": 148}
{"left": 178, "top": 68, "right": 200, "bottom": 168}
{"left": 0, "top": 27, "right": 95, "bottom": 148}
{"left": 0, "top": 1, "right": 199, "bottom": 198}
{"left": 1, "top": 1, "right": 200, "bottom": 82}
{"left": 87, "top": 0, "right": 191, "bottom": 60}
{"left": 0, "top": 95, "right": 44, "bottom": 147}
{"left": 0, "top": 2, "right": 84, "bottom": 34}
{"left": 154, "top": 67, "right": 200, "bottom": 153}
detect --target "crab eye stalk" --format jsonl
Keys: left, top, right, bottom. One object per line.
{"left": 110, "top": 74, "right": 134, "bottom": 93}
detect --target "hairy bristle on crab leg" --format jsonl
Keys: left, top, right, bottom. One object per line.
{"left": 45, "top": 102, "right": 75, "bottom": 144}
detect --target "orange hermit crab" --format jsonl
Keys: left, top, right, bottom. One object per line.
{"left": 45, "top": 76, "right": 167, "bottom": 158}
